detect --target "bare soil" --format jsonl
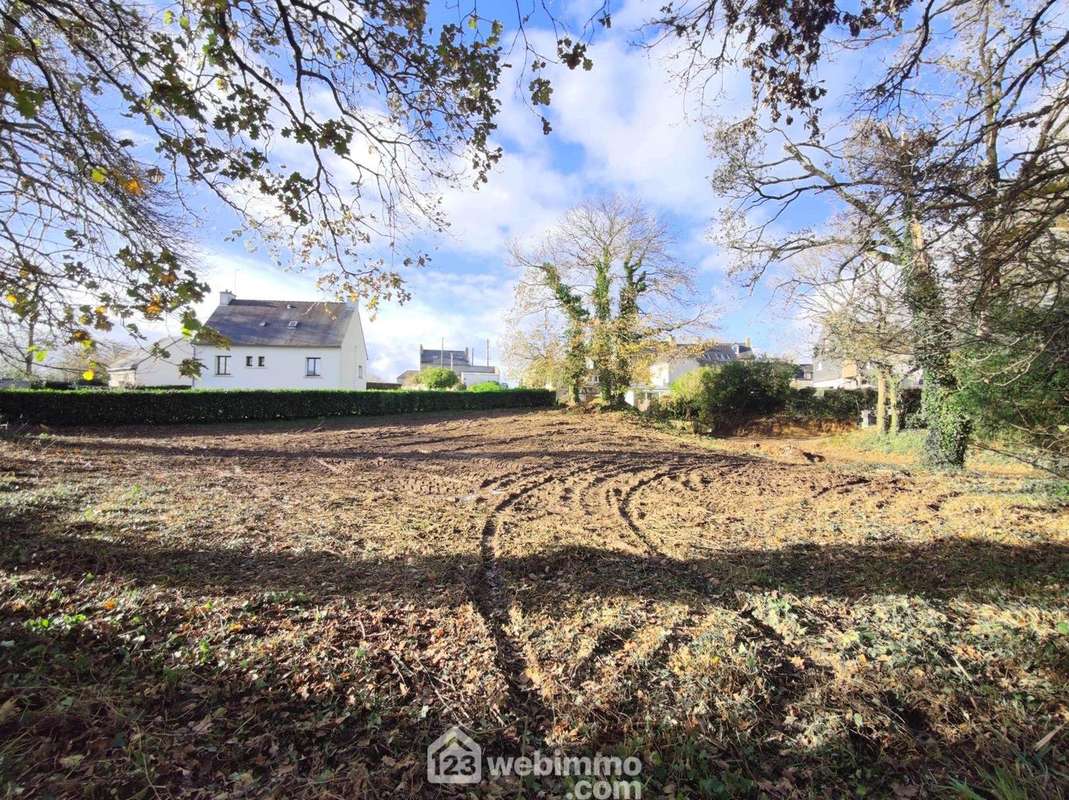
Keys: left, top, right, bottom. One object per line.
{"left": 1, "top": 409, "right": 1067, "bottom": 798}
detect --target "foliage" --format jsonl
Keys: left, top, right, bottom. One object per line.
{"left": 955, "top": 327, "right": 1069, "bottom": 475}
{"left": 0, "top": 0, "right": 602, "bottom": 375}
{"left": 665, "top": 367, "right": 923, "bottom": 430}
{"left": 0, "top": 388, "right": 554, "bottom": 426}
{"left": 667, "top": 361, "right": 794, "bottom": 424}
{"left": 418, "top": 367, "right": 460, "bottom": 390}
{"left": 468, "top": 381, "right": 504, "bottom": 392}
{"left": 667, "top": 367, "right": 711, "bottom": 416}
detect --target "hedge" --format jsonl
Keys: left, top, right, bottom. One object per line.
{"left": 0, "top": 388, "right": 556, "bottom": 426}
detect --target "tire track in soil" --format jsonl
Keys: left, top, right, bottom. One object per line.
{"left": 473, "top": 446, "right": 831, "bottom": 751}
{"left": 586, "top": 456, "right": 831, "bottom": 742}
{"left": 470, "top": 458, "right": 608, "bottom": 744}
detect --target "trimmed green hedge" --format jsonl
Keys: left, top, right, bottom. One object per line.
{"left": 0, "top": 388, "right": 555, "bottom": 426}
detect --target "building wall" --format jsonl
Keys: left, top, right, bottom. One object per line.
{"left": 108, "top": 341, "right": 195, "bottom": 388}
{"left": 196, "top": 345, "right": 344, "bottom": 389}
{"left": 459, "top": 369, "right": 500, "bottom": 387}
{"left": 649, "top": 358, "right": 700, "bottom": 389}
{"left": 338, "top": 303, "right": 369, "bottom": 390}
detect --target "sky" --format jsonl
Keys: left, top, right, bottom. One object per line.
{"left": 142, "top": 0, "right": 827, "bottom": 383}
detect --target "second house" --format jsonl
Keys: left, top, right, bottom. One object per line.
{"left": 196, "top": 291, "right": 368, "bottom": 389}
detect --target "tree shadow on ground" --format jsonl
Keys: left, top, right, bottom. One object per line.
{"left": 6, "top": 508, "right": 1067, "bottom": 607}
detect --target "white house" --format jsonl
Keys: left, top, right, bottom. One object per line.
{"left": 623, "top": 340, "right": 755, "bottom": 408}
{"left": 647, "top": 340, "right": 755, "bottom": 390}
{"left": 195, "top": 292, "right": 368, "bottom": 390}
{"left": 108, "top": 336, "right": 195, "bottom": 388}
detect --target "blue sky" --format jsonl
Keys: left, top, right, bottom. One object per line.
{"left": 136, "top": 0, "right": 827, "bottom": 382}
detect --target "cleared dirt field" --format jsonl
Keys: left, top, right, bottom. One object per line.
{"left": 1, "top": 409, "right": 1067, "bottom": 798}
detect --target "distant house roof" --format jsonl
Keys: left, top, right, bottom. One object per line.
{"left": 202, "top": 299, "right": 354, "bottom": 347}
{"left": 420, "top": 348, "right": 472, "bottom": 368}
{"left": 108, "top": 336, "right": 189, "bottom": 371}
{"left": 655, "top": 342, "right": 754, "bottom": 365}
{"left": 696, "top": 342, "right": 753, "bottom": 364}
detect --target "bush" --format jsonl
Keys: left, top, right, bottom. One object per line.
{"left": 0, "top": 388, "right": 556, "bottom": 426}
{"left": 785, "top": 387, "right": 875, "bottom": 421}
{"left": 666, "top": 367, "right": 710, "bottom": 418}
{"left": 468, "top": 381, "right": 504, "bottom": 392}
{"left": 668, "top": 361, "right": 795, "bottom": 425}
{"left": 662, "top": 364, "right": 923, "bottom": 429}
{"left": 419, "top": 367, "right": 460, "bottom": 389}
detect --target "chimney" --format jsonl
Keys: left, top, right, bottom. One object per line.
{"left": 219, "top": 290, "right": 235, "bottom": 306}
{"left": 744, "top": 336, "right": 752, "bottom": 349}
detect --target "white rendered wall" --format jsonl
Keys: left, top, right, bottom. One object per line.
{"left": 196, "top": 346, "right": 343, "bottom": 389}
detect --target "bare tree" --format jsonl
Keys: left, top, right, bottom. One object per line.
{"left": 510, "top": 197, "right": 706, "bottom": 404}
{"left": 796, "top": 242, "right": 914, "bottom": 433}
{"left": 500, "top": 310, "right": 568, "bottom": 390}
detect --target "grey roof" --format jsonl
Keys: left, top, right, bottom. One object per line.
{"left": 696, "top": 342, "right": 752, "bottom": 364}
{"left": 108, "top": 336, "right": 188, "bottom": 371}
{"left": 201, "top": 300, "right": 353, "bottom": 347}
{"left": 421, "top": 348, "right": 472, "bottom": 367}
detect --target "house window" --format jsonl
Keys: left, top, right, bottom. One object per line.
{"left": 215, "top": 355, "right": 231, "bottom": 376}
{"left": 305, "top": 357, "right": 321, "bottom": 377}
{"left": 358, "top": 364, "right": 363, "bottom": 379}
{"left": 258, "top": 356, "right": 265, "bottom": 367}
{"left": 245, "top": 356, "right": 253, "bottom": 367}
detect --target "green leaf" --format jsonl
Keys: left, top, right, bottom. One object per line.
{"left": 1057, "top": 622, "right": 1069, "bottom": 635}
{"left": 162, "top": 9, "right": 174, "bottom": 24}
{"left": 179, "top": 14, "right": 191, "bottom": 30}
{"left": 90, "top": 167, "right": 107, "bottom": 184}
{"left": 14, "top": 88, "right": 42, "bottom": 119}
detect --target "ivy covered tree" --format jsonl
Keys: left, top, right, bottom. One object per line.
{"left": 510, "top": 197, "right": 705, "bottom": 405}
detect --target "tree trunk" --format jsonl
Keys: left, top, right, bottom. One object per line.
{"left": 875, "top": 369, "right": 887, "bottom": 435}
{"left": 888, "top": 377, "right": 900, "bottom": 435}
{"left": 905, "top": 218, "right": 971, "bottom": 467}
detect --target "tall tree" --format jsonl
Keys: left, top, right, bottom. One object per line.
{"left": 796, "top": 243, "right": 913, "bottom": 434}
{"left": 692, "top": 0, "right": 1068, "bottom": 465}
{"left": 510, "top": 197, "right": 703, "bottom": 405}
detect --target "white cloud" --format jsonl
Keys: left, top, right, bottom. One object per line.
{"left": 363, "top": 268, "right": 517, "bottom": 382}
